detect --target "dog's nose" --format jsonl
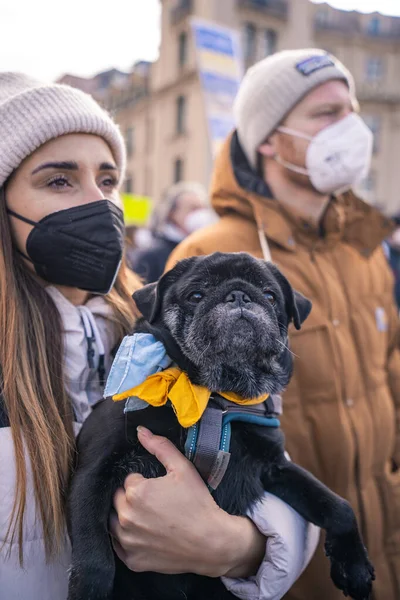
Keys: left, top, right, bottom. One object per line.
{"left": 225, "top": 290, "right": 251, "bottom": 307}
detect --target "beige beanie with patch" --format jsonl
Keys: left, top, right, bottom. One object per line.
{"left": 234, "top": 49, "right": 357, "bottom": 171}
{"left": 0, "top": 72, "right": 126, "bottom": 187}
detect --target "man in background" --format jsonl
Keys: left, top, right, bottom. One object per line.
{"left": 167, "top": 49, "right": 400, "bottom": 600}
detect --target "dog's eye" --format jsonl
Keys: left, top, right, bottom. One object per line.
{"left": 188, "top": 292, "right": 203, "bottom": 303}
{"left": 264, "top": 291, "right": 276, "bottom": 304}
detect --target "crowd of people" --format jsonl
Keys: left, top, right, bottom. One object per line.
{"left": 126, "top": 181, "right": 218, "bottom": 283}
{"left": 0, "top": 46, "right": 399, "bottom": 600}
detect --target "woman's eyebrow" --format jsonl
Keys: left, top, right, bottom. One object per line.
{"left": 32, "top": 161, "right": 79, "bottom": 175}
{"left": 99, "top": 162, "right": 118, "bottom": 171}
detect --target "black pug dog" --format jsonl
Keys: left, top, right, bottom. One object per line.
{"left": 67, "top": 252, "right": 374, "bottom": 600}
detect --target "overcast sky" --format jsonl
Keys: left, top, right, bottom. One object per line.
{"left": 1, "top": 0, "right": 399, "bottom": 82}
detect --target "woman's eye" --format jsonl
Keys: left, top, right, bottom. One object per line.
{"left": 47, "top": 176, "right": 71, "bottom": 189}
{"left": 101, "top": 176, "right": 118, "bottom": 189}
{"left": 263, "top": 291, "right": 276, "bottom": 305}
{"left": 188, "top": 292, "right": 203, "bottom": 303}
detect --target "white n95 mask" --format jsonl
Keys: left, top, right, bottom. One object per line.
{"left": 184, "top": 208, "right": 219, "bottom": 234}
{"left": 276, "top": 113, "right": 373, "bottom": 195}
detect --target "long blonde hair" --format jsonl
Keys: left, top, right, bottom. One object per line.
{"left": 0, "top": 187, "right": 141, "bottom": 564}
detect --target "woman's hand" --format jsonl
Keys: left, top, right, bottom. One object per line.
{"left": 109, "top": 426, "right": 265, "bottom": 578}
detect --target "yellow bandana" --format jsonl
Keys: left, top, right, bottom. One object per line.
{"left": 113, "top": 367, "right": 269, "bottom": 428}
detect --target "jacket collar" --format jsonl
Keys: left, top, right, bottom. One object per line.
{"left": 210, "top": 132, "right": 394, "bottom": 255}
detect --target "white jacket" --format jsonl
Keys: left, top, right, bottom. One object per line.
{"left": 0, "top": 287, "right": 319, "bottom": 600}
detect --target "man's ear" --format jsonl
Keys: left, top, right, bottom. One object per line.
{"left": 132, "top": 282, "right": 161, "bottom": 324}
{"left": 292, "top": 290, "right": 312, "bottom": 330}
{"left": 258, "top": 140, "right": 275, "bottom": 158}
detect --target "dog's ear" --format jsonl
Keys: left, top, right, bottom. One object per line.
{"left": 133, "top": 257, "right": 201, "bottom": 323}
{"left": 269, "top": 264, "right": 312, "bottom": 330}
{"left": 132, "top": 281, "right": 162, "bottom": 324}
{"left": 291, "top": 290, "right": 312, "bottom": 330}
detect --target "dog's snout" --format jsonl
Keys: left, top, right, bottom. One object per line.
{"left": 225, "top": 290, "right": 251, "bottom": 307}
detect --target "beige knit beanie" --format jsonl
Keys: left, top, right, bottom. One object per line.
{"left": 0, "top": 72, "right": 126, "bottom": 187}
{"left": 234, "top": 49, "right": 357, "bottom": 170}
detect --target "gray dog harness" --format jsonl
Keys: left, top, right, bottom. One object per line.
{"left": 184, "top": 395, "right": 282, "bottom": 491}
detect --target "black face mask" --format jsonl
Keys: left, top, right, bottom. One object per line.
{"left": 8, "top": 199, "right": 125, "bottom": 295}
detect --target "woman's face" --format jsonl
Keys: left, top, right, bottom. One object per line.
{"left": 6, "top": 133, "right": 122, "bottom": 259}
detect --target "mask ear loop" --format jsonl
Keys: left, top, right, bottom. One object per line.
{"left": 277, "top": 126, "right": 313, "bottom": 141}
{"left": 274, "top": 154, "right": 309, "bottom": 176}
{"left": 274, "top": 127, "right": 312, "bottom": 177}
{"left": 7, "top": 208, "right": 38, "bottom": 228}
{"left": 274, "top": 126, "right": 314, "bottom": 176}
{"left": 4, "top": 203, "right": 36, "bottom": 263}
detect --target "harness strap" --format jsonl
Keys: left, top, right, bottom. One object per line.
{"left": 192, "top": 407, "right": 223, "bottom": 482}
{"left": 184, "top": 395, "right": 281, "bottom": 492}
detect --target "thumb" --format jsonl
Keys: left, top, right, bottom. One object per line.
{"left": 137, "top": 426, "right": 193, "bottom": 475}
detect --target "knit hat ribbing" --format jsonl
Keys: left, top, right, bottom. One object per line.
{"left": 0, "top": 72, "right": 126, "bottom": 187}
{"left": 233, "top": 49, "right": 357, "bottom": 170}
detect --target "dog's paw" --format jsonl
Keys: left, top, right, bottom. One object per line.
{"left": 329, "top": 555, "right": 375, "bottom": 600}
{"left": 67, "top": 563, "right": 114, "bottom": 600}
{"left": 325, "top": 534, "right": 375, "bottom": 600}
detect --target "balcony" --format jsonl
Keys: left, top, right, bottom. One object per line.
{"left": 314, "top": 16, "right": 400, "bottom": 41}
{"left": 170, "top": 0, "right": 193, "bottom": 26}
{"left": 364, "top": 27, "right": 400, "bottom": 41}
{"left": 314, "top": 18, "right": 360, "bottom": 36}
{"left": 237, "top": 0, "right": 288, "bottom": 21}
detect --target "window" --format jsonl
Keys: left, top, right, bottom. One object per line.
{"left": 362, "top": 114, "right": 381, "bottom": 153}
{"left": 178, "top": 31, "right": 188, "bottom": 67}
{"left": 125, "top": 174, "right": 134, "bottom": 194}
{"left": 176, "top": 95, "right": 186, "bottom": 134}
{"left": 146, "top": 118, "right": 153, "bottom": 152}
{"left": 365, "top": 57, "right": 384, "bottom": 82}
{"left": 315, "top": 8, "right": 330, "bottom": 26}
{"left": 145, "top": 167, "right": 152, "bottom": 197}
{"left": 174, "top": 158, "right": 183, "bottom": 183}
{"left": 243, "top": 22, "right": 256, "bottom": 61}
{"left": 125, "top": 127, "right": 135, "bottom": 157}
{"left": 367, "top": 16, "right": 381, "bottom": 35}
{"left": 264, "top": 29, "right": 277, "bottom": 56}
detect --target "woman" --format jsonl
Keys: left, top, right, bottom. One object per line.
{"left": 0, "top": 72, "right": 318, "bottom": 600}
{"left": 128, "top": 181, "right": 218, "bottom": 283}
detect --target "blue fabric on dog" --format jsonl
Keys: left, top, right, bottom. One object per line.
{"left": 104, "top": 333, "right": 172, "bottom": 413}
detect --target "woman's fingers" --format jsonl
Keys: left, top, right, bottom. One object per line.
{"left": 136, "top": 426, "right": 197, "bottom": 476}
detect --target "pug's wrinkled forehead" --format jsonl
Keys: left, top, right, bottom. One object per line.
{"left": 172, "top": 252, "right": 275, "bottom": 289}
{"left": 175, "top": 252, "right": 274, "bottom": 286}
{"left": 133, "top": 252, "right": 311, "bottom": 331}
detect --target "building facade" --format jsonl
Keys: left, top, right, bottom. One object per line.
{"left": 61, "top": 0, "right": 400, "bottom": 215}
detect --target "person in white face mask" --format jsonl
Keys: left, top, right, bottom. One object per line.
{"left": 128, "top": 181, "right": 218, "bottom": 282}
{"left": 166, "top": 49, "right": 400, "bottom": 600}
